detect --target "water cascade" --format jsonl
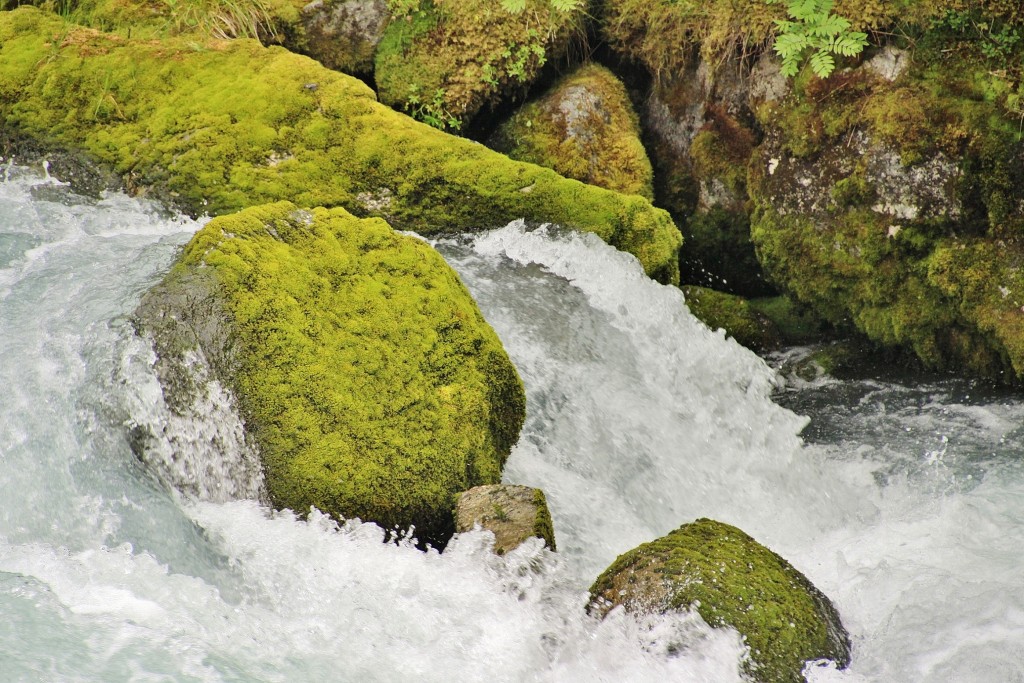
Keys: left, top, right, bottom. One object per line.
{"left": 1, "top": 166, "right": 1022, "bottom": 681}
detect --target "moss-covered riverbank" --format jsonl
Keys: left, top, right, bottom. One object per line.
{"left": 0, "top": 6, "right": 681, "bottom": 282}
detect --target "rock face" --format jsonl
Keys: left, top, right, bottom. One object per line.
{"left": 374, "top": 0, "right": 585, "bottom": 130}
{"left": 135, "top": 202, "right": 525, "bottom": 547}
{"left": 489, "top": 63, "right": 653, "bottom": 200}
{"left": 589, "top": 519, "right": 851, "bottom": 683}
{"left": 748, "top": 37, "right": 1024, "bottom": 377}
{"left": 454, "top": 484, "right": 556, "bottom": 554}
{"left": 599, "top": 1, "right": 782, "bottom": 296}
{"left": 0, "top": 7, "right": 681, "bottom": 284}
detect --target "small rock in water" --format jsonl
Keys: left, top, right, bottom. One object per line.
{"left": 454, "top": 484, "right": 556, "bottom": 555}
{"left": 588, "top": 518, "right": 850, "bottom": 683}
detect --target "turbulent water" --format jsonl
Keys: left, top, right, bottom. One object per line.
{"left": 1, "top": 164, "right": 1023, "bottom": 681}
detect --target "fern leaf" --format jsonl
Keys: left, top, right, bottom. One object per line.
{"left": 810, "top": 14, "right": 851, "bottom": 37}
{"left": 775, "top": 32, "right": 812, "bottom": 54}
{"left": 500, "top": 0, "right": 526, "bottom": 13}
{"left": 809, "top": 50, "right": 835, "bottom": 77}
{"left": 781, "top": 54, "right": 802, "bottom": 77}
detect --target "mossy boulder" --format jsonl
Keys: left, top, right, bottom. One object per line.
{"left": 374, "top": 0, "right": 584, "bottom": 131}
{"left": 453, "top": 484, "right": 556, "bottom": 554}
{"left": 749, "top": 21, "right": 1024, "bottom": 378}
{"left": 0, "top": 7, "right": 681, "bottom": 283}
{"left": 488, "top": 63, "right": 653, "bottom": 200}
{"left": 135, "top": 201, "right": 525, "bottom": 547}
{"left": 683, "top": 286, "right": 781, "bottom": 351}
{"left": 284, "top": 0, "right": 390, "bottom": 77}
{"left": 589, "top": 519, "right": 851, "bottom": 683}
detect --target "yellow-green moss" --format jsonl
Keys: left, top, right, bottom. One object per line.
{"left": 139, "top": 201, "right": 524, "bottom": 546}
{"left": 0, "top": 7, "right": 680, "bottom": 282}
{"left": 375, "top": 0, "right": 583, "bottom": 130}
{"left": 683, "top": 285, "right": 780, "bottom": 351}
{"left": 489, "top": 63, "right": 654, "bottom": 200}
{"left": 589, "top": 519, "right": 850, "bottom": 683}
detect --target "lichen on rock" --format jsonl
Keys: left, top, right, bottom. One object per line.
{"left": 0, "top": 7, "right": 681, "bottom": 283}
{"left": 589, "top": 518, "right": 851, "bottom": 683}
{"left": 134, "top": 201, "right": 526, "bottom": 547}
{"left": 489, "top": 63, "right": 654, "bottom": 200}
{"left": 288, "top": 0, "right": 390, "bottom": 77}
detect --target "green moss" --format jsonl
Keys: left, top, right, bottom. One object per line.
{"left": 489, "top": 63, "right": 654, "bottom": 200}
{"left": 683, "top": 286, "right": 780, "bottom": 351}
{"left": 0, "top": 8, "right": 681, "bottom": 282}
{"left": 688, "top": 109, "right": 754, "bottom": 199}
{"left": 531, "top": 488, "right": 556, "bottom": 551}
{"left": 589, "top": 518, "right": 850, "bottom": 683}
{"left": 141, "top": 201, "right": 524, "bottom": 546}
{"left": 744, "top": 10, "right": 1024, "bottom": 378}
{"left": 749, "top": 296, "right": 834, "bottom": 345}
{"left": 375, "top": 0, "right": 583, "bottom": 130}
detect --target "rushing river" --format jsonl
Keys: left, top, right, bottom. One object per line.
{"left": 1, "top": 164, "right": 1023, "bottom": 681}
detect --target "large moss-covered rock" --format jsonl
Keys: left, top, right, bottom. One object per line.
{"left": 135, "top": 201, "right": 524, "bottom": 547}
{"left": 0, "top": 7, "right": 681, "bottom": 283}
{"left": 489, "top": 63, "right": 653, "bottom": 200}
{"left": 589, "top": 519, "right": 850, "bottom": 683}
{"left": 374, "top": 0, "right": 584, "bottom": 131}
{"left": 749, "top": 20, "right": 1024, "bottom": 378}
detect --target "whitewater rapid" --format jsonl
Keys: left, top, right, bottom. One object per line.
{"left": 1, "top": 165, "right": 1023, "bottom": 681}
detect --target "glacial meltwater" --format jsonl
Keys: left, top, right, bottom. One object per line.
{"left": 1, "top": 165, "right": 1023, "bottom": 681}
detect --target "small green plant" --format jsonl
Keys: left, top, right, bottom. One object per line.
{"left": 407, "top": 87, "right": 461, "bottom": 130}
{"left": 502, "top": 31, "right": 547, "bottom": 83}
{"left": 491, "top": 504, "right": 510, "bottom": 522}
{"left": 766, "top": 0, "right": 867, "bottom": 78}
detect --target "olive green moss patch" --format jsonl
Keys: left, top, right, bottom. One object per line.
{"left": 489, "top": 63, "right": 653, "bottom": 200}
{"left": 136, "top": 202, "right": 526, "bottom": 546}
{"left": 589, "top": 518, "right": 850, "bottom": 683}
{"left": 0, "top": 7, "right": 681, "bottom": 283}
{"left": 598, "top": 0, "right": 1018, "bottom": 77}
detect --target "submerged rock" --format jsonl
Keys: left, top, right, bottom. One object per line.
{"left": 589, "top": 518, "right": 850, "bottom": 683}
{"left": 135, "top": 202, "right": 525, "bottom": 547}
{"left": 489, "top": 63, "right": 654, "bottom": 200}
{"left": 374, "top": 0, "right": 585, "bottom": 131}
{"left": 0, "top": 7, "right": 681, "bottom": 283}
{"left": 454, "top": 484, "right": 556, "bottom": 554}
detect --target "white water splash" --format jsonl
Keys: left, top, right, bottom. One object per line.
{"left": 3, "top": 171, "right": 1024, "bottom": 681}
